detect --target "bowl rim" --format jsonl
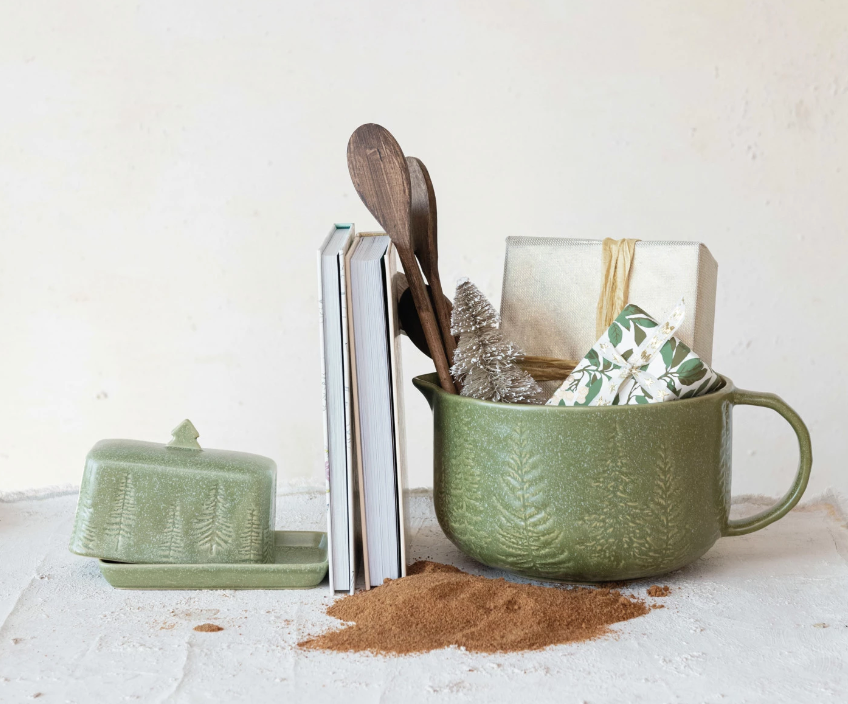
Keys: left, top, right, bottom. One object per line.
{"left": 412, "top": 372, "right": 735, "bottom": 412}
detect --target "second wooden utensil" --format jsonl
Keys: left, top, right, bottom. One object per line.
{"left": 347, "top": 124, "right": 457, "bottom": 394}
{"left": 406, "top": 156, "right": 456, "bottom": 366}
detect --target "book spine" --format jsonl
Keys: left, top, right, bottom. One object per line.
{"left": 339, "top": 242, "right": 356, "bottom": 594}
{"left": 317, "top": 245, "right": 335, "bottom": 593}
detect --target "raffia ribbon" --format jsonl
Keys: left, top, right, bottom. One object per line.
{"left": 595, "top": 238, "right": 640, "bottom": 339}
{"left": 514, "top": 238, "right": 642, "bottom": 383}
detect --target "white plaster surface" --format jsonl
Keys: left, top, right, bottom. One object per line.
{"left": 0, "top": 488, "right": 846, "bottom": 703}
{"left": 0, "top": 1, "right": 846, "bottom": 498}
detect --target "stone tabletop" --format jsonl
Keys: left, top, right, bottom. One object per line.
{"left": 0, "top": 488, "right": 846, "bottom": 703}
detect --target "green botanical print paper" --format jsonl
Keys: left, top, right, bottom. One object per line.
{"left": 547, "top": 299, "right": 722, "bottom": 407}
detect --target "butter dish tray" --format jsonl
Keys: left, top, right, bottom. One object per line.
{"left": 98, "top": 531, "right": 328, "bottom": 590}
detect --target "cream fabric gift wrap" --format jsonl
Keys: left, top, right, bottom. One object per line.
{"left": 500, "top": 238, "right": 718, "bottom": 369}
{"left": 547, "top": 299, "right": 722, "bottom": 406}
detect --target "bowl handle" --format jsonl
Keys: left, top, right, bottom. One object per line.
{"left": 722, "top": 389, "right": 812, "bottom": 537}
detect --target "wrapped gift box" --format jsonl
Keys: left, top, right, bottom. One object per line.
{"left": 500, "top": 238, "right": 718, "bottom": 370}
{"left": 548, "top": 300, "right": 723, "bottom": 406}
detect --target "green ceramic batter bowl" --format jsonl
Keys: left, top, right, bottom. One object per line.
{"left": 413, "top": 373, "right": 812, "bottom": 582}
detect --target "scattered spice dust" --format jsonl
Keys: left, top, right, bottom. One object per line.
{"left": 194, "top": 623, "right": 224, "bottom": 633}
{"left": 647, "top": 585, "right": 671, "bottom": 597}
{"left": 299, "top": 561, "right": 651, "bottom": 655}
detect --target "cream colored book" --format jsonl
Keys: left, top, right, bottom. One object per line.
{"left": 346, "top": 232, "right": 409, "bottom": 589}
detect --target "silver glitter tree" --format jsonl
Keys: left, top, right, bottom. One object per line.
{"left": 450, "top": 279, "right": 545, "bottom": 404}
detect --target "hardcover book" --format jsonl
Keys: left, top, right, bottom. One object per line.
{"left": 345, "top": 232, "right": 409, "bottom": 589}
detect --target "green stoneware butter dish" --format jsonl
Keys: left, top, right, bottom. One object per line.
{"left": 69, "top": 420, "right": 276, "bottom": 565}
{"left": 98, "top": 531, "right": 328, "bottom": 590}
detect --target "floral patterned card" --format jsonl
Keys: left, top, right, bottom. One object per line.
{"left": 547, "top": 300, "right": 723, "bottom": 406}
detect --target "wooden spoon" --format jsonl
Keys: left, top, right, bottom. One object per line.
{"left": 347, "top": 124, "right": 457, "bottom": 394}
{"left": 406, "top": 156, "right": 456, "bottom": 365}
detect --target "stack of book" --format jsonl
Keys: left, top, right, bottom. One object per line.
{"left": 317, "top": 224, "right": 409, "bottom": 592}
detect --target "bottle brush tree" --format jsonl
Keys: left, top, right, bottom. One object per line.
{"left": 450, "top": 279, "right": 545, "bottom": 404}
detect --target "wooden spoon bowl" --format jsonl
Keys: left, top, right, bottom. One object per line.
{"left": 347, "top": 124, "right": 457, "bottom": 393}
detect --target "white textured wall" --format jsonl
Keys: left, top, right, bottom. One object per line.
{"left": 0, "top": 2, "right": 845, "bottom": 502}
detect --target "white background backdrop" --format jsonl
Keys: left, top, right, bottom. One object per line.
{"left": 0, "top": 1, "right": 845, "bottom": 500}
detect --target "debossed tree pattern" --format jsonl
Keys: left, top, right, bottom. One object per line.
{"left": 580, "top": 419, "right": 693, "bottom": 570}
{"left": 632, "top": 447, "right": 690, "bottom": 568}
{"left": 240, "top": 506, "right": 267, "bottom": 563}
{"left": 492, "top": 420, "right": 571, "bottom": 577}
{"left": 104, "top": 471, "right": 138, "bottom": 552}
{"left": 439, "top": 433, "right": 489, "bottom": 557}
{"left": 73, "top": 498, "right": 99, "bottom": 552}
{"left": 194, "top": 482, "right": 234, "bottom": 557}
{"left": 157, "top": 500, "right": 187, "bottom": 562}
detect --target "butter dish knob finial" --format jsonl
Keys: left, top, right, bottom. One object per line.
{"left": 167, "top": 419, "right": 202, "bottom": 450}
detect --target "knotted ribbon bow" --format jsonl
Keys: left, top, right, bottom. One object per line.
{"left": 594, "top": 299, "right": 686, "bottom": 405}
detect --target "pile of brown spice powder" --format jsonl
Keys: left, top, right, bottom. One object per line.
{"left": 299, "top": 561, "right": 652, "bottom": 655}
{"left": 193, "top": 623, "right": 224, "bottom": 633}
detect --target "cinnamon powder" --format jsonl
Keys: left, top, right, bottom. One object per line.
{"left": 647, "top": 585, "right": 671, "bottom": 597}
{"left": 300, "top": 561, "right": 651, "bottom": 655}
{"left": 194, "top": 623, "right": 223, "bottom": 632}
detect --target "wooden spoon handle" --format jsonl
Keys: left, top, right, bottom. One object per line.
{"left": 407, "top": 156, "right": 455, "bottom": 366}
{"left": 396, "top": 247, "right": 457, "bottom": 394}
{"left": 427, "top": 271, "right": 456, "bottom": 366}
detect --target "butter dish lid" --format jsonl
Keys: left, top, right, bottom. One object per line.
{"left": 86, "top": 420, "right": 276, "bottom": 476}
{"left": 70, "top": 420, "right": 277, "bottom": 566}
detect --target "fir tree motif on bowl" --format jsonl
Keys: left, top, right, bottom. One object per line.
{"left": 489, "top": 420, "right": 574, "bottom": 579}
